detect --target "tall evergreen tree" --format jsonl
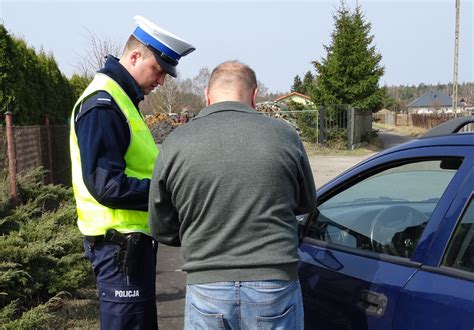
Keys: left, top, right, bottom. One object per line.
{"left": 302, "top": 70, "right": 315, "bottom": 96}
{"left": 312, "top": 2, "right": 385, "bottom": 113}
{"left": 291, "top": 75, "right": 304, "bottom": 93}
{"left": 0, "top": 25, "right": 16, "bottom": 116}
{"left": 0, "top": 24, "right": 74, "bottom": 125}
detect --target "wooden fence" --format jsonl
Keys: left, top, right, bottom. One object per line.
{"left": 1, "top": 114, "right": 71, "bottom": 199}
{"left": 373, "top": 112, "right": 472, "bottom": 129}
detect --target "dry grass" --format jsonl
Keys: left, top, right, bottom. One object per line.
{"left": 50, "top": 289, "right": 99, "bottom": 329}
{"left": 303, "top": 138, "right": 383, "bottom": 157}
{"left": 373, "top": 122, "right": 428, "bottom": 137}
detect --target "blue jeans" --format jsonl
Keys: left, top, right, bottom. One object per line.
{"left": 184, "top": 280, "right": 304, "bottom": 329}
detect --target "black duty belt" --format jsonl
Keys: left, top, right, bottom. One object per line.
{"left": 85, "top": 229, "right": 130, "bottom": 247}
{"left": 85, "top": 229, "right": 155, "bottom": 276}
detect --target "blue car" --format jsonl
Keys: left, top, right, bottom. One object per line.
{"left": 298, "top": 116, "right": 474, "bottom": 330}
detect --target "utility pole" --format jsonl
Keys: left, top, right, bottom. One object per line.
{"left": 452, "top": 0, "right": 460, "bottom": 116}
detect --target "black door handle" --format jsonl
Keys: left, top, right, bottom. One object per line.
{"left": 357, "top": 290, "right": 388, "bottom": 317}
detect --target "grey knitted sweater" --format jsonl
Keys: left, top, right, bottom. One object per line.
{"left": 148, "top": 101, "right": 316, "bottom": 284}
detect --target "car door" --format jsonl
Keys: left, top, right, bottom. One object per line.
{"left": 299, "top": 147, "right": 470, "bottom": 330}
{"left": 392, "top": 166, "right": 474, "bottom": 330}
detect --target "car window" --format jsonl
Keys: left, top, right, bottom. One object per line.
{"left": 442, "top": 197, "right": 474, "bottom": 273}
{"left": 306, "top": 158, "right": 462, "bottom": 258}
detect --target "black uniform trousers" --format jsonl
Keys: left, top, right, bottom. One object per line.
{"left": 83, "top": 236, "right": 158, "bottom": 329}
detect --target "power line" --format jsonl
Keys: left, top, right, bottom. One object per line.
{"left": 452, "top": 0, "right": 460, "bottom": 116}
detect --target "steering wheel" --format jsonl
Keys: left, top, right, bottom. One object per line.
{"left": 370, "top": 205, "right": 427, "bottom": 257}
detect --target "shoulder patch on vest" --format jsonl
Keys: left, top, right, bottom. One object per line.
{"left": 75, "top": 91, "right": 119, "bottom": 122}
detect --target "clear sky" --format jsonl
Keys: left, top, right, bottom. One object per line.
{"left": 1, "top": 0, "right": 473, "bottom": 93}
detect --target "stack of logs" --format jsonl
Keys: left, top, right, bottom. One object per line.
{"left": 256, "top": 102, "right": 300, "bottom": 133}
{"left": 145, "top": 113, "right": 189, "bottom": 144}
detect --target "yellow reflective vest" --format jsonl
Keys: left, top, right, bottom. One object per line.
{"left": 70, "top": 73, "right": 158, "bottom": 236}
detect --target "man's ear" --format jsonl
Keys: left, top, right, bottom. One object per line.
{"left": 205, "top": 88, "right": 211, "bottom": 106}
{"left": 130, "top": 50, "right": 141, "bottom": 65}
{"left": 251, "top": 88, "right": 258, "bottom": 109}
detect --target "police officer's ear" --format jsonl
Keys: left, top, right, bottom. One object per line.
{"left": 129, "top": 50, "right": 142, "bottom": 66}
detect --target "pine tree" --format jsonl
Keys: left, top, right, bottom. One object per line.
{"left": 291, "top": 75, "right": 304, "bottom": 93}
{"left": 312, "top": 2, "right": 385, "bottom": 113}
{"left": 302, "top": 70, "right": 315, "bottom": 96}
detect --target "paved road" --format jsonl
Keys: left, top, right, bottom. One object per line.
{"left": 377, "top": 129, "right": 414, "bottom": 149}
{"left": 156, "top": 245, "right": 186, "bottom": 329}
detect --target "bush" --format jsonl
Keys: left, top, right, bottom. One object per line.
{"left": 325, "top": 129, "right": 349, "bottom": 150}
{"left": 297, "top": 111, "right": 318, "bottom": 143}
{"left": 0, "top": 168, "right": 94, "bottom": 326}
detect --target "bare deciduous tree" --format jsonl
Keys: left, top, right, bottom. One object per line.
{"left": 141, "top": 68, "right": 211, "bottom": 116}
{"left": 256, "top": 80, "right": 270, "bottom": 102}
{"left": 155, "top": 76, "right": 180, "bottom": 114}
{"left": 75, "top": 28, "right": 122, "bottom": 79}
{"left": 140, "top": 75, "right": 181, "bottom": 115}
{"left": 191, "top": 67, "right": 211, "bottom": 102}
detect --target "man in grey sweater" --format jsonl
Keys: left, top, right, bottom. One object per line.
{"left": 148, "top": 60, "right": 316, "bottom": 329}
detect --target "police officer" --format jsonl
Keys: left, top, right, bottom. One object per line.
{"left": 69, "top": 16, "right": 195, "bottom": 329}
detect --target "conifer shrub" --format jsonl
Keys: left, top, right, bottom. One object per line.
{"left": 297, "top": 111, "right": 318, "bottom": 143}
{"left": 0, "top": 168, "right": 94, "bottom": 327}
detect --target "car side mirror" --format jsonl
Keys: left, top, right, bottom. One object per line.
{"left": 440, "top": 158, "right": 463, "bottom": 170}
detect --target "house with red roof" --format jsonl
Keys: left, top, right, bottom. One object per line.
{"left": 275, "top": 92, "right": 314, "bottom": 107}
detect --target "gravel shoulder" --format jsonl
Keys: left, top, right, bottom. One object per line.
{"left": 309, "top": 154, "right": 375, "bottom": 187}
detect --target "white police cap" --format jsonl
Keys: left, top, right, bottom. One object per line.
{"left": 133, "top": 15, "right": 195, "bottom": 78}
